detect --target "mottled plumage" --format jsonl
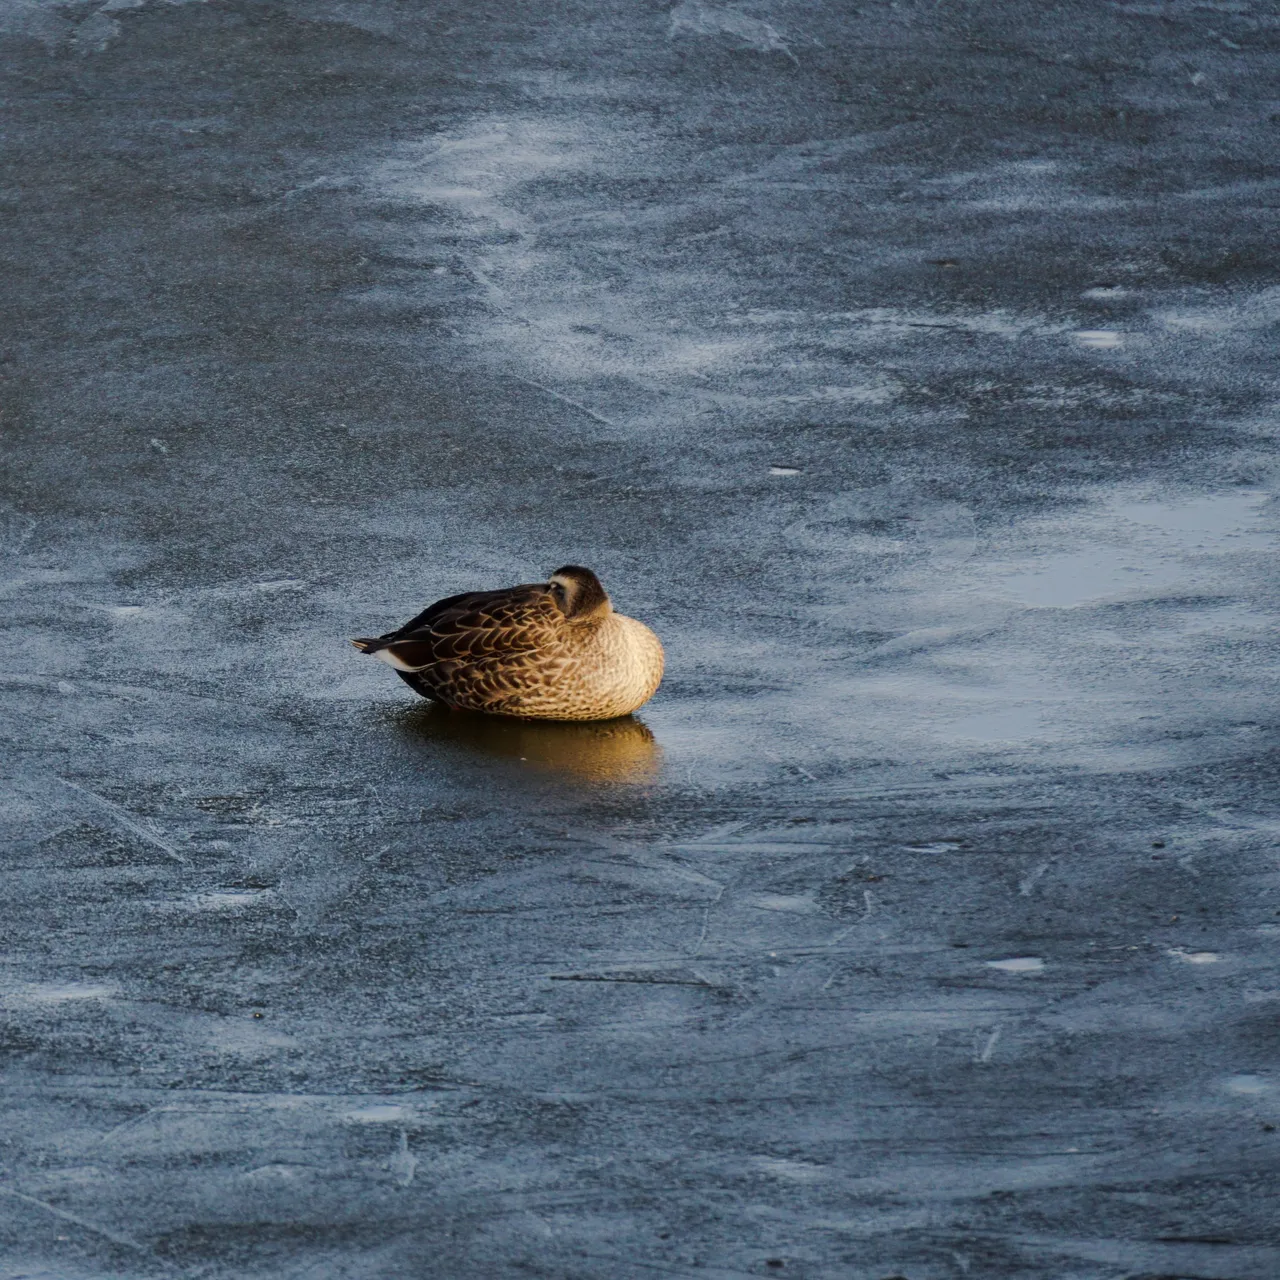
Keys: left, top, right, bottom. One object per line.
{"left": 352, "top": 566, "right": 663, "bottom": 721}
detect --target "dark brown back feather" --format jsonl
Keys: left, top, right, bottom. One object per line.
{"left": 368, "top": 582, "right": 566, "bottom": 709}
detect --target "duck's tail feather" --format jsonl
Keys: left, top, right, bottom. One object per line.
{"left": 353, "top": 636, "right": 438, "bottom": 672}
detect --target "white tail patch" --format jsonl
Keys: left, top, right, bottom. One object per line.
{"left": 373, "top": 646, "right": 420, "bottom": 672}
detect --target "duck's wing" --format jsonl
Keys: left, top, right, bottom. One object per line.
{"left": 381, "top": 589, "right": 499, "bottom": 643}
{"left": 356, "top": 583, "right": 567, "bottom": 707}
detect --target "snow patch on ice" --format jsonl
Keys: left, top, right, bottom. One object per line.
{"left": 1167, "top": 948, "right": 1221, "bottom": 965}
{"left": 1222, "top": 1074, "right": 1271, "bottom": 1096}
{"left": 345, "top": 1104, "right": 411, "bottom": 1123}
{"left": 749, "top": 1155, "right": 829, "bottom": 1182}
{"left": 985, "top": 957, "right": 1046, "bottom": 974}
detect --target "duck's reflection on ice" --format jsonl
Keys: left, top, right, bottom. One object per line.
{"left": 396, "top": 704, "right": 663, "bottom": 784}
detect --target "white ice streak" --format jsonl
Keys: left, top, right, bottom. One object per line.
{"left": 916, "top": 159, "right": 1125, "bottom": 213}
{"left": 1222, "top": 1074, "right": 1271, "bottom": 1096}
{"left": 991, "top": 489, "right": 1275, "bottom": 610}
{"left": 56, "top": 777, "right": 190, "bottom": 865}
{"left": 0, "top": 1185, "right": 144, "bottom": 1250}
{"left": 1166, "top": 948, "right": 1221, "bottom": 965}
{"left": 368, "top": 118, "right": 1076, "bottom": 421}
{"left": 725, "top": 306, "right": 1070, "bottom": 339}
{"left": 977, "top": 1027, "right": 1001, "bottom": 1062}
{"left": 345, "top": 1104, "right": 411, "bottom": 1123}
{"left": 1075, "top": 329, "right": 1123, "bottom": 349}
{"left": 668, "top": 2, "right": 799, "bottom": 63}
{"left": 748, "top": 1155, "right": 829, "bottom": 1182}
{"left": 209, "top": 1020, "right": 297, "bottom": 1053}
{"left": 0, "top": 0, "right": 209, "bottom": 55}
{"left": 847, "top": 487, "right": 1274, "bottom": 755}
{"left": 1155, "top": 285, "right": 1280, "bottom": 335}
{"left": 388, "top": 1129, "right": 419, "bottom": 1187}
{"left": 243, "top": 1163, "right": 311, "bottom": 1183}
{"left": 375, "top": 119, "right": 585, "bottom": 231}
{"left": 742, "top": 892, "right": 820, "bottom": 914}
{"left": 985, "top": 957, "right": 1046, "bottom": 974}
{"left": 173, "top": 890, "right": 274, "bottom": 913}
{"left": 0, "top": 980, "right": 121, "bottom": 1006}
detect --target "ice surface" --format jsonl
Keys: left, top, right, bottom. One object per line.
{"left": 2, "top": 0, "right": 1279, "bottom": 1275}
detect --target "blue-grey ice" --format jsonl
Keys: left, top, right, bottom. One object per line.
{"left": 2, "top": 0, "right": 1278, "bottom": 1275}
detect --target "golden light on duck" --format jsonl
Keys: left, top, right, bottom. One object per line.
{"left": 352, "top": 566, "right": 663, "bottom": 721}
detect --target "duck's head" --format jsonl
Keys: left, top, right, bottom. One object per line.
{"left": 549, "top": 565, "right": 611, "bottom": 619}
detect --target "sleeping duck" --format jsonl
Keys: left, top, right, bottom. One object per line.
{"left": 352, "top": 565, "right": 663, "bottom": 721}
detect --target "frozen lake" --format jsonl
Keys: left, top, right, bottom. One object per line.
{"left": 2, "top": 0, "right": 1278, "bottom": 1275}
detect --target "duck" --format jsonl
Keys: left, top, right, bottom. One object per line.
{"left": 351, "top": 565, "right": 664, "bottom": 721}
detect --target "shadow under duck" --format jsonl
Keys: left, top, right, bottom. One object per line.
{"left": 352, "top": 565, "right": 663, "bottom": 721}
